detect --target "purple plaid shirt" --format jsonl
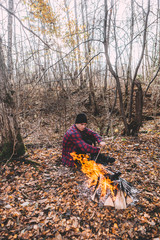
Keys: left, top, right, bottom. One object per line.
{"left": 62, "top": 124, "right": 102, "bottom": 167}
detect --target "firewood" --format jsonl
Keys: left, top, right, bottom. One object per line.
{"left": 126, "top": 195, "right": 133, "bottom": 205}
{"left": 71, "top": 152, "right": 139, "bottom": 209}
{"left": 104, "top": 195, "right": 114, "bottom": 207}
{"left": 114, "top": 190, "right": 127, "bottom": 209}
{"left": 91, "top": 189, "right": 98, "bottom": 202}
{"left": 91, "top": 176, "right": 101, "bottom": 202}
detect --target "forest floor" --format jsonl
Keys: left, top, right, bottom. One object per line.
{"left": 0, "top": 115, "right": 160, "bottom": 240}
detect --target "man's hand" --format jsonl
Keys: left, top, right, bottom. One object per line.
{"left": 100, "top": 141, "right": 106, "bottom": 148}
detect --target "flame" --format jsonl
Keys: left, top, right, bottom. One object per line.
{"left": 70, "top": 152, "right": 117, "bottom": 198}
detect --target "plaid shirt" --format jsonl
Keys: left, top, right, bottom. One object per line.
{"left": 62, "top": 124, "right": 102, "bottom": 167}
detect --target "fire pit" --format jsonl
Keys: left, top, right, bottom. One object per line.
{"left": 71, "top": 152, "right": 139, "bottom": 209}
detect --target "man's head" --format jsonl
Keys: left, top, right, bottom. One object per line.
{"left": 75, "top": 113, "right": 87, "bottom": 131}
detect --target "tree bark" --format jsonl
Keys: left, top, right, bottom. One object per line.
{"left": 129, "top": 0, "right": 150, "bottom": 122}
{"left": 74, "top": 0, "right": 83, "bottom": 87}
{"left": 103, "top": 0, "right": 129, "bottom": 134}
{"left": 0, "top": 37, "right": 25, "bottom": 161}
{"left": 81, "top": 0, "right": 99, "bottom": 115}
{"left": 128, "top": 80, "right": 143, "bottom": 136}
{"left": 7, "top": 0, "right": 13, "bottom": 79}
{"left": 125, "top": 0, "right": 134, "bottom": 107}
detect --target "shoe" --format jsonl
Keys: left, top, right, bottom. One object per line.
{"left": 91, "top": 153, "right": 115, "bottom": 165}
{"left": 110, "top": 171, "right": 121, "bottom": 180}
{"left": 104, "top": 171, "right": 121, "bottom": 181}
{"left": 105, "top": 156, "right": 115, "bottom": 163}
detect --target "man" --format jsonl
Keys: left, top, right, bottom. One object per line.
{"left": 62, "top": 113, "right": 115, "bottom": 167}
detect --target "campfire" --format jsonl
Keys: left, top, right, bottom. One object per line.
{"left": 71, "top": 152, "right": 139, "bottom": 209}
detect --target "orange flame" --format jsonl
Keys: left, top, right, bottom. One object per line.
{"left": 70, "top": 152, "right": 117, "bottom": 198}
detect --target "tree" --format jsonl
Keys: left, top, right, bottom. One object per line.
{"left": 103, "top": 0, "right": 150, "bottom": 135}
{"left": 0, "top": 37, "right": 25, "bottom": 161}
{"left": 7, "top": 0, "right": 13, "bottom": 79}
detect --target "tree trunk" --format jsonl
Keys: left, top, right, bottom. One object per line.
{"left": 128, "top": 0, "right": 150, "bottom": 122}
{"left": 103, "top": 0, "right": 129, "bottom": 134}
{"left": 74, "top": 0, "right": 83, "bottom": 87}
{"left": 0, "top": 37, "right": 25, "bottom": 161}
{"left": 125, "top": 0, "right": 134, "bottom": 109}
{"left": 7, "top": 0, "right": 13, "bottom": 79}
{"left": 64, "top": 0, "right": 78, "bottom": 86}
{"left": 158, "top": 0, "right": 160, "bottom": 65}
{"left": 128, "top": 80, "right": 143, "bottom": 136}
{"left": 83, "top": 0, "right": 99, "bottom": 115}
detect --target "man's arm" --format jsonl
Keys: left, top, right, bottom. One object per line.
{"left": 84, "top": 128, "right": 102, "bottom": 144}
{"left": 71, "top": 132, "right": 100, "bottom": 154}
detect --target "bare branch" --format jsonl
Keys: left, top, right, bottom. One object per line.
{"left": 145, "top": 65, "right": 160, "bottom": 95}
{"left": 0, "top": 3, "right": 52, "bottom": 49}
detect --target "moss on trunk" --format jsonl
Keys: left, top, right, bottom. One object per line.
{"left": 0, "top": 143, "right": 25, "bottom": 161}
{"left": 0, "top": 134, "right": 25, "bottom": 161}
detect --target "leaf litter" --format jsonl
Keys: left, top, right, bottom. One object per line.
{"left": 0, "top": 131, "right": 159, "bottom": 239}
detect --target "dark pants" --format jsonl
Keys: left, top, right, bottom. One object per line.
{"left": 76, "top": 134, "right": 115, "bottom": 166}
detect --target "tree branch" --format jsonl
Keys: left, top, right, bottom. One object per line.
{"left": 0, "top": 3, "right": 52, "bottom": 49}
{"left": 145, "top": 65, "right": 160, "bottom": 95}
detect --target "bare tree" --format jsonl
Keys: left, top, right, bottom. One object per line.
{"left": 74, "top": 0, "right": 84, "bottom": 86}
{"left": 103, "top": 0, "right": 150, "bottom": 135}
{"left": 81, "top": 0, "right": 99, "bottom": 115}
{"left": 158, "top": 0, "right": 160, "bottom": 65}
{"left": 128, "top": 0, "right": 150, "bottom": 122}
{"left": 0, "top": 37, "right": 25, "bottom": 161}
{"left": 103, "top": 0, "right": 129, "bottom": 134}
{"left": 7, "top": 0, "right": 13, "bottom": 79}
{"left": 125, "top": 0, "right": 134, "bottom": 101}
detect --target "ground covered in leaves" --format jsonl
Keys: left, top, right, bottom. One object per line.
{"left": 0, "top": 130, "right": 160, "bottom": 240}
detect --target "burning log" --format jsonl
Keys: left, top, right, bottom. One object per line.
{"left": 70, "top": 152, "right": 139, "bottom": 209}
{"left": 90, "top": 172, "right": 139, "bottom": 209}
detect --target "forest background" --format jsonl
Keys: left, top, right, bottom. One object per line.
{"left": 0, "top": 0, "right": 159, "bottom": 239}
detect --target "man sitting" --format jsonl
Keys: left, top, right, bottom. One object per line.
{"left": 62, "top": 113, "right": 115, "bottom": 167}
